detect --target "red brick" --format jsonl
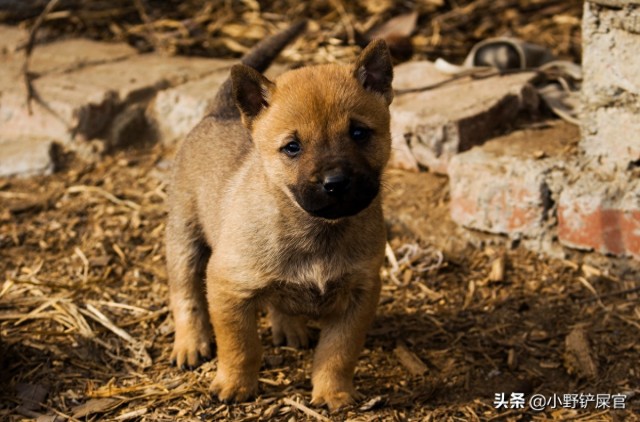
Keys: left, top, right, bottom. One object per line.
{"left": 451, "top": 182, "right": 543, "bottom": 235}
{"left": 558, "top": 176, "right": 640, "bottom": 260}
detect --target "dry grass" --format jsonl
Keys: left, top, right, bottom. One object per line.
{"left": 1, "top": 1, "right": 639, "bottom": 420}
{"left": 1, "top": 146, "right": 639, "bottom": 420}
{"left": 3, "top": 0, "right": 583, "bottom": 64}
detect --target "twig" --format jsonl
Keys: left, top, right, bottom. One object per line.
{"left": 74, "top": 247, "right": 89, "bottom": 283}
{"left": 385, "top": 242, "right": 399, "bottom": 272}
{"left": 487, "top": 409, "right": 521, "bottom": 421}
{"left": 282, "top": 398, "right": 330, "bottom": 422}
{"left": 576, "top": 276, "right": 606, "bottom": 310}
{"left": 81, "top": 304, "right": 153, "bottom": 368}
{"left": 580, "top": 285, "right": 640, "bottom": 303}
{"left": 67, "top": 185, "right": 141, "bottom": 210}
{"left": 23, "top": 0, "right": 61, "bottom": 114}
{"left": 115, "top": 407, "right": 148, "bottom": 420}
{"left": 41, "top": 403, "right": 82, "bottom": 422}
{"left": 394, "top": 342, "right": 428, "bottom": 376}
{"left": 395, "top": 67, "right": 542, "bottom": 95}
{"left": 329, "top": 0, "right": 355, "bottom": 45}
{"left": 133, "top": 0, "right": 159, "bottom": 50}
{"left": 83, "top": 304, "right": 135, "bottom": 344}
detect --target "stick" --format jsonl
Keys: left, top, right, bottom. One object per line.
{"left": 580, "top": 285, "right": 640, "bottom": 303}
{"left": 393, "top": 342, "right": 428, "bottom": 376}
{"left": 67, "top": 185, "right": 141, "bottom": 210}
{"left": 282, "top": 398, "right": 330, "bottom": 422}
{"left": 83, "top": 303, "right": 135, "bottom": 344}
{"left": 23, "top": 0, "right": 61, "bottom": 114}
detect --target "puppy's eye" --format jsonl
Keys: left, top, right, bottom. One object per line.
{"left": 281, "top": 140, "right": 302, "bottom": 157}
{"left": 350, "top": 124, "right": 372, "bottom": 143}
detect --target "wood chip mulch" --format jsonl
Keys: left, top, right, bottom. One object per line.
{"left": 1, "top": 145, "right": 639, "bottom": 420}
{"left": 1, "top": 1, "right": 639, "bottom": 420}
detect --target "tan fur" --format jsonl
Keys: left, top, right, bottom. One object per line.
{"left": 166, "top": 38, "right": 393, "bottom": 410}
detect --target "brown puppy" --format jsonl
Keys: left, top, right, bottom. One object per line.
{"left": 166, "top": 22, "right": 393, "bottom": 410}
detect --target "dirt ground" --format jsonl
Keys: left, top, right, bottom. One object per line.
{"left": 1, "top": 141, "right": 639, "bottom": 421}
{"left": 1, "top": 0, "right": 639, "bottom": 420}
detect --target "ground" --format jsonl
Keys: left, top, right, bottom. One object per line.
{"left": 1, "top": 1, "right": 639, "bottom": 420}
{"left": 1, "top": 144, "right": 639, "bottom": 421}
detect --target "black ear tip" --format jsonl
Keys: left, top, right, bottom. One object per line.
{"left": 230, "top": 64, "right": 250, "bottom": 78}
{"left": 354, "top": 38, "right": 394, "bottom": 104}
{"left": 372, "top": 39, "right": 389, "bottom": 48}
{"left": 361, "top": 39, "right": 393, "bottom": 65}
{"left": 368, "top": 39, "right": 390, "bottom": 53}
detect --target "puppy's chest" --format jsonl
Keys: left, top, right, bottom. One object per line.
{"left": 255, "top": 228, "right": 357, "bottom": 286}
{"left": 267, "top": 278, "right": 350, "bottom": 319}
{"left": 258, "top": 244, "right": 358, "bottom": 318}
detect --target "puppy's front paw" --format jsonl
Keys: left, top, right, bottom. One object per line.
{"left": 170, "top": 326, "right": 212, "bottom": 369}
{"left": 210, "top": 371, "right": 258, "bottom": 403}
{"left": 271, "top": 313, "right": 309, "bottom": 348}
{"left": 311, "top": 386, "right": 363, "bottom": 411}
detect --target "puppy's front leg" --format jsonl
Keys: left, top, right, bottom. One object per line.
{"left": 208, "top": 275, "right": 262, "bottom": 402}
{"left": 311, "top": 275, "right": 381, "bottom": 411}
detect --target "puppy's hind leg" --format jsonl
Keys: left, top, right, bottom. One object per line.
{"left": 167, "top": 217, "right": 213, "bottom": 369}
{"left": 269, "top": 305, "right": 309, "bottom": 348}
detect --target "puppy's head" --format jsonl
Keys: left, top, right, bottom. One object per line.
{"left": 231, "top": 40, "right": 393, "bottom": 220}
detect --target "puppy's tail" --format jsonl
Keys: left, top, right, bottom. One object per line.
{"left": 208, "top": 20, "right": 307, "bottom": 119}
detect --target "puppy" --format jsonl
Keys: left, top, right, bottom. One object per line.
{"left": 166, "top": 21, "right": 393, "bottom": 410}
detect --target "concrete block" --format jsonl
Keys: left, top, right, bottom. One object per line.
{"left": 29, "top": 38, "right": 137, "bottom": 75}
{"left": 0, "top": 53, "right": 230, "bottom": 143}
{"left": 0, "top": 24, "right": 27, "bottom": 55}
{"left": 0, "top": 137, "right": 58, "bottom": 177}
{"left": 581, "top": 1, "right": 640, "bottom": 170}
{"left": 583, "top": 3, "right": 640, "bottom": 99}
{"left": 148, "top": 63, "right": 289, "bottom": 144}
{"left": 391, "top": 61, "right": 539, "bottom": 174}
{"left": 150, "top": 71, "right": 226, "bottom": 143}
{"left": 581, "top": 107, "right": 640, "bottom": 170}
{"left": 449, "top": 121, "right": 579, "bottom": 237}
{"left": 558, "top": 172, "right": 640, "bottom": 259}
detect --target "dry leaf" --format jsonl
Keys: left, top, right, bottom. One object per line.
{"left": 72, "top": 398, "right": 122, "bottom": 419}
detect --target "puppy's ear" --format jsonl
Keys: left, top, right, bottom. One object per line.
{"left": 353, "top": 39, "right": 394, "bottom": 105}
{"left": 231, "top": 64, "right": 275, "bottom": 128}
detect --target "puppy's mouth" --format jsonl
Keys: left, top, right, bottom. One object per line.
{"left": 290, "top": 175, "right": 380, "bottom": 220}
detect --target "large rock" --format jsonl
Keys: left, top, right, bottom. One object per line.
{"left": 390, "top": 61, "right": 539, "bottom": 174}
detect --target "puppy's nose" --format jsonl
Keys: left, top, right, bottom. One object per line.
{"left": 322, "top": 171, "right": 350, "bottom": 195}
